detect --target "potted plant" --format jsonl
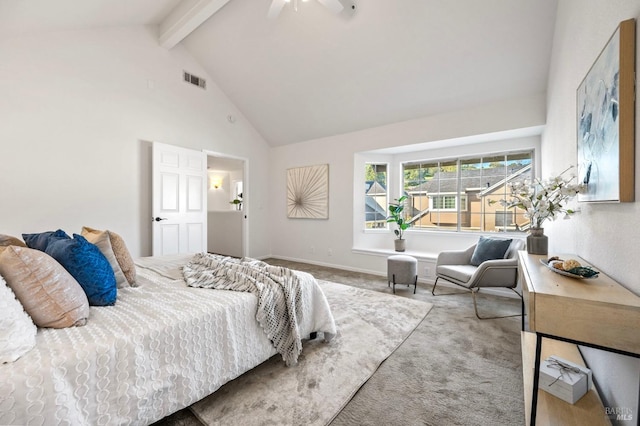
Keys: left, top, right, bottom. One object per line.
{"left": 230, "top": 193, "right": 243, "bottom": 210}
{"left": 387, "top": 195, "right": 411, "bottom": 252}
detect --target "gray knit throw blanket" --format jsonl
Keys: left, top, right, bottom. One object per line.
{"left": 183, "top": 253, "right": 303, "bottom": 366}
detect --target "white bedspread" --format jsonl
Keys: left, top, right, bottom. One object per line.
{"left": 0, "top": 255, "right": 336, "bottom": 426}
{"left": 183, "top": 253, "right": 337, "bottom": 366}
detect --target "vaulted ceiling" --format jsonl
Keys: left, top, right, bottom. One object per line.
{"left": 0, "top": 0, "right": 558, "bottom": 146}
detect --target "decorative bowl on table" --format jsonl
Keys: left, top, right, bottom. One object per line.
{"left": 540, "top": 256, "right": 599, "bottom": 279}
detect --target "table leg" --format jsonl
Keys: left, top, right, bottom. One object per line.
{"left": 530, "top": 333, "right": 542, "bottom": 425}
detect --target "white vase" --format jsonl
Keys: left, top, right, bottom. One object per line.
{"left": 394, "top": 239, "right": 406, "bottom": 252}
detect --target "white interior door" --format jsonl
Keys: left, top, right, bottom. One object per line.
{"left": 152, "top": 142, "right": 207, "bottom": 256}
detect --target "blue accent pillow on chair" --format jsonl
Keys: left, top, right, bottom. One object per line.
{"left": 22, "top": 229, "right": 69, "bottom": 252}
{"left": 470, "top": 236, "right": 513, "bottom": 266}
{"left": 45, "top": 233, "right": 117, "bottom": 306}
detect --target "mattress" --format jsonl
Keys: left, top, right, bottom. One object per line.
{"left": 0, "top": 254, "right": 336, "bottom": 425}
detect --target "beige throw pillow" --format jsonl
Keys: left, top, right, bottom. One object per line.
{"left": 81, "top": 228, "right": 129, "bottom": 289}
{"left": 0, "top": 234, "right": 26, "bottom": 248}
{"left": 82, "top": 227, "right": 136, "bottom": 286}
{"left": 0, "top": 246, "right": 90, "bottom": 328}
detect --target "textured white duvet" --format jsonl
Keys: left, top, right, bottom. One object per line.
{"left": 0, "top": 255, "right": 336, "bottom": 426}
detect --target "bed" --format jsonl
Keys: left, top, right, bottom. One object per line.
{"left": 0, "top": 253, "right": 337, "bottom": 426}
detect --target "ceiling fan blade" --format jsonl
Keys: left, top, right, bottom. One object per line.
{"left": 267, "top": 0, "right": 287, "bottom": 19}
{"left": 317, "top": 0, "right": 344, "bottom": 14}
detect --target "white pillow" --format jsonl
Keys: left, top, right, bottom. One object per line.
{"left": 0, "top": 274, "right": 37, "bottom": 363}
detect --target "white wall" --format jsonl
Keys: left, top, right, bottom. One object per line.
{"left": 269, "top": 93, "right": 546, "bottom": 276}
{"left": 543, "top": 1, "right": 640, "bottom": 421}
{"left": 0, "top": 25, "right": 271, "bottom": 259}
{"left": 207, "top": 171, "right": 231, "bottom": 210}
{"left": 207, "top": 211, "right": 243, "bottom": 257}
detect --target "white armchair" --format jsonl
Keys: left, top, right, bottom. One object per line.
{"left": 432, "top": 238, "right": 525, "bottom": 319}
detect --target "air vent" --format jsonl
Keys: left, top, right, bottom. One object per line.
{"left": 183, "top": 71, "right": 206, "bottom": 89}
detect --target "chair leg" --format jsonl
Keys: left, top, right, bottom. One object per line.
{"left": 413, "top": 275, "right": 417, "bottom": 294}
{"left": 431, "top": 277, "right": 466, "bottom": 296}
{"left": 471, "top": 288, "right": 523, "bottom": 320}
{"left": 392, "top": 274, "right": 396, "bottom": 294}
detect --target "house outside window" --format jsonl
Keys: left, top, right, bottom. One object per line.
{"left": 365, "top": 163, "right": 388, "bottom": 229}
{"left": 401, "top": 151, "right": 533, "bottom": 233}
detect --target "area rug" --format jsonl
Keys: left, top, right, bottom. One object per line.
{"left": 190, "top": 280, "right": 433, "bottom": 426}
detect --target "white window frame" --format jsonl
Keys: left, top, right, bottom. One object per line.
{"left": 364, "top": 162, "right": 389, "bottom": 230}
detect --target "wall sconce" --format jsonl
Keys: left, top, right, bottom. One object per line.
{"left": 210, "top": 176, "right": 222, "bottom": 190}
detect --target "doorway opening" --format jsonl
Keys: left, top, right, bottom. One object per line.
{"left": 205, "top": 152, "right": 247, "bottom": 258}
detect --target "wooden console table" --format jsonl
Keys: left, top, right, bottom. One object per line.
{"left": 518, "top": 251, "right": 640, "bottom": 425}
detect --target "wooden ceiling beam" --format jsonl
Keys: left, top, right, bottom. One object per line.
{"left": 158, "top": 0, "right": 231, "bottom": 49}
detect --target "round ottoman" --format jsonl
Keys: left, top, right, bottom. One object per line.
{"left": 387, "top": 254, "right": 418, "bottom": 294}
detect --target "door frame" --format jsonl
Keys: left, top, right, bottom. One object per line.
{"left": 203, "top": 149, "right": 249, "bottom": 258}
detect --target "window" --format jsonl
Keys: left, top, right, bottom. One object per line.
{"left": 364, "top": 163, "right": 388, "bottom": 229}
{"left": 495, "top": 210, "right": 514, "bottom": 227}
{"left": 431, "top": 194, "right": 467, "bottom": 211}
{"left": 401, "top": 151, "right": 532, "bottom": 233}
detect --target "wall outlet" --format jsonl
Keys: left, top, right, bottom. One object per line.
{"left": 424, "top": 267, "right": 430, "bottom": 277}
{"left": 328, "top": 248, "right": 333, "bottom": 256}
{"left": 310, "top": 246, "right": 315, "bottom": 254}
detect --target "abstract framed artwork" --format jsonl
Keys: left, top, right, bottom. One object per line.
{"left": 287, "top": 164, "right": 329, "bottom": 219}
{"left": 577, "top": 18, "right": 635, "bottom": 203}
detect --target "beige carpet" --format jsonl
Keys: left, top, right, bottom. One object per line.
{"left": 154, "top": 259, "right": 524, "bottom": 426}
{"left": 189, "top": 281, "right": 432, "bottom": 426}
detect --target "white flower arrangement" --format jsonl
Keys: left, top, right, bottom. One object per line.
{"left": 501, "top": 166, "right": 585, "bottom": 229}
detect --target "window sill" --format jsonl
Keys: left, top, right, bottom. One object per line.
{"left": 352, "top": 247, "right": 438, "bottom": 262}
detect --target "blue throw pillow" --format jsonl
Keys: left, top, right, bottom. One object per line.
{"left": 45, "top": 233, "right": 117, "bottom": 306}
{"left": 470, "top": 236, "right": 513, "bottom": 266}
{"left": 22, "top": 229, "right": 69, "bottom": 251}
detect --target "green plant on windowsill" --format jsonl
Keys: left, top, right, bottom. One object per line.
{"left": 387, "top": 195, "right": 411, "bottom": 251}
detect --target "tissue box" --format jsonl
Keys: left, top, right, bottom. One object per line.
{"left": 538, "top": 356, "right": 592, "bottom": 404}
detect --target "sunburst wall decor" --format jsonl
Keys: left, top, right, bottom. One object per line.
{"left": 287, "top": 164, "right": 329, "bottom": 219}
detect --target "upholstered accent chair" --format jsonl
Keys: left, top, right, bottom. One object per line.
{"left": 432, "top": 238, "right": 525, "bottom": 319}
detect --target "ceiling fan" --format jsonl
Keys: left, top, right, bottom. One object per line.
{"left": 267, "top": 0, "right": 345, "bottom": 19}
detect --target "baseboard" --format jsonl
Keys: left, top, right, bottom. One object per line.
{"left": 267, "top": 254, "right": 385, "bottom": 277}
